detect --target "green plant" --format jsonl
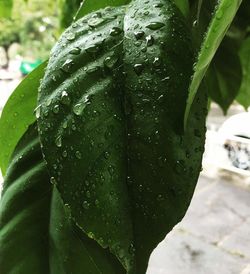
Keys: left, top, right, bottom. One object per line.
{"left": 0, "top": 0, "right": 249, "bottom": 273}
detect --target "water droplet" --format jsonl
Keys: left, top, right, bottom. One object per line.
{"left": 75, "top": 151, "right": 82, "bottom": 159}
{"left": 61, "top": 91, "right": 71, "bottom": 105}
{"left": 134, "top": 31, "right": 145, "bottom": 40}
{"left": 153, "top": 57, "right": 161, "bottom": 67}
{"left": 53, "top": 104, "right": 60, "bottom": 114}
{"left": 83, "top": 201, "right": 89, "bottom": 209}
{"left": 109, "top": 27, "right": 123, "bottom": 36}
{"left": 154, "top": 3, "right": 163, "bottom": 7}
{"left": 55, "top": 136, "right": 62, "bottom": 147}
{"left": 94, "top": 199, "right": 99, "bottom": 206}
{"left": 66, "top": 33, "right": 76, "bottom": 41}
{"left": 104, "top": 151, "right": 110, "bottom": 159}
{"left": 86, "top": 190, "right": 91, "bottom": 198}
{"left": 73, "top": 103, "right": 84, "bottom": 116}
{"left": 86, "top": 44, "right": 101, "bottom": 54}
{"left": 62, "top": 150, "right": 67, "bottom": 158}
{"left": 34, "top": 105, "right": 41, "bottom": 118}
{"left": 104, "top": 55, "right": 118, "bottom": 69}
{"left": 61, "top": 59, "right": 74, "bottom": 73}
{"left": 69, "top": 47, "right": 81, "bottom": 55}
{"left": 134, "top": 63, "right": 144, "bottom": 75}
{"left": 146, "top": 22, "right": 165, "bottom": 30}
{"left": 146, "top": 35, "right": 154, "bottom": 46}
{"left": 174, "top": 160, "right": 185, "bottom": 175}
{"left": 50, "top": 177, "right": 57, "bottom": 184}
{"left": 157, "top": 194, "right": 164, "bottom": 201}
{"left": 193, "top": 20, "right": 198, "bottom": 27}
{"left": 88, "top": 16, "right": 104, "bottom": 27}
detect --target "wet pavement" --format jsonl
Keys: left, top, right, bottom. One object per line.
{"left": 147, "top": 174, "right": 250, "bottom": 274}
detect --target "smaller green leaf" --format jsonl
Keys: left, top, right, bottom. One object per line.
{"left": 184, "top": 0, "right": 242, "bottom": 128}
{"left": 237, "top": 37, "right": 250, "bottom": 110}
{"left": 206, "top": 37, "right": 242, "bottom": 114}
{"left": 75, "top": 0, "right": 131, "bottom": 20}
{"left": 0, "top": 0, "right": 13, "bottom": 18}
{"left": 0, "top": 62, "right": 46, "bottom": 175}
{"left": 173, "top": 0, "right": 189, "bottom": 17}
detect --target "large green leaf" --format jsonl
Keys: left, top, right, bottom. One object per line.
{"left": 0, "top": 123, "right": 129, "bottom": 274}
{"left": 0, "top": 0, "right": 13, "bottom": 18}
{"left": 206, "top": 37, "right": 242, "bottom": 113}
{"left": 0, "top": 62, "right": 46, "bottom": 176}
{"left": 184, "top": 0, "right": 242, "bottom": 128}
{"left": 0, "top": 124, "right": 51, "bottom": 274}
{"left": 75, "top": 0, "right": 131, "bottom": 20}
{"left": 237, "top": 37, "right": 250, "bottom": 110}
{"left": 37, "top": 0, "right": 207, "bottom": 273}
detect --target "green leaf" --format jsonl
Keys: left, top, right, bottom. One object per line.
{"left": 173, "top": 0, "right": 189, "bottom": 17}
{"left": 37, "top": 0, "right": 207, "bottom": 273}
{"left": 0, "top": 124, "right": 128, "bottom": 274}
{"left": 0, "top": 62, "right": 46, "bottom": 176}
{"left": 184, "top": 0, "right": 243, "bottom": 128}
{"left": 0, "top": 0, "right": 13, "bottom": 18}
{"left": 75, "top": 0, "right": 131, "bottom": 20}
{"left": 0, "top": 124, "right": 51, "bottom": 274}
{"left": 237, "top": 37, "right": 250, "bottom": 110}
{"left": 206, "top": 37, "right": 242, "bottom": 114}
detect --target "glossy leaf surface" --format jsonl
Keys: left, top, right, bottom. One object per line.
{"left": 184, "top": 0, "right": 242, "bottom": 128}
{"left": 237, "top": 37, "right": 250, "bottom": 110}
{"left": 37, "top": 0, "right": 207, "bottom": 273}
{"left": 0, "top": 62, "right": 46, "bottom": 175}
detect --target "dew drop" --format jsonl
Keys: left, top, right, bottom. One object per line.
{"left": 134, "top": 31, "right": 145, "bottom": 40}
{"left": 88, "top": 16, "right": 104, "bottom": 28}
{"left": 55, "top": 136, "right": 62, "bottom": 147}
{"left": 53, "top": 104, "right": 60, "bottom": 114}
{"left": 75, "top": 151, "right": 82, "bottom": 159}
{"left": 73, "top": 103, "right": 84, "bottom": 116}
{"left": 109, "top": 27, "right": 123, "bottom": 36}
{"left": 66, "top": 33, "right": 76, "bottom": 41}
{"left": 61, "top": 91, "right": 71, "bottom": 105}
{"left": 146, "top": 35, "right": 154, "bottom": 47}
{"left": 69, "top": 47, "right": 81, "bottom": 55}
{"left": 146, "top": 22, "right": 165, "bottom": 30}
{"left": 82, "top": 201, "right": 89, "bottom": 209}
{"left": 50, "top": 177, "right": 57, "bottom": 184}
{"left": 134, "top": 63, "right": 144, "bottom": 75}
{"left": 34, "top": 105, "right": 41, "bottom": 119}
{"left": 61, "top": 59, "right": 74, "bottom": 73}
{"left": 153, "top": 57, "right": 161, "bottom": 67}
{"left": 104, "top": 55, "right": 118, "bottom": 69}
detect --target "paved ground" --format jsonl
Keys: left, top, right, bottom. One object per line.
{"left": 147, "top": 174, "right": 250, "bottom": 274}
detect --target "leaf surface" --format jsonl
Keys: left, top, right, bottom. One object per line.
{"left": 237, "top": 37, "right": 250, "bottom": 110}
{"left": 184, "top": 0, "right": 242, "bottom": 128}
{"left": 0, "top": 62, "right": 46, "bottom": 175}
{"left": 206, "top": 37, "right": 242, "bottom": 113}
{"left": 0, "top": 124, "right": 127, "bottom": 274}
{"left": 37, "top": 1, "right": 208, "bottom": 273}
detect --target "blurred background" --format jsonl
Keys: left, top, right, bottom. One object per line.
{"left": 0, "top": 1, "right": 250, "bottom": 273}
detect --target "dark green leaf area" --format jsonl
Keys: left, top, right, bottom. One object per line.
{"left": 38, "top": 6, "right": 134, "bottom": 272}
{"left": 206, "top": 37, "right": 242, "bottom": 113}
{"left": 124, "top": 0, "right": 205, "bottom": 272}
{"left": 38, "top": 1, "right": 207, "bottom": 273}
{"left": 0, "top": 124, "right": 51, "bottom": 274}
{"left": 237, "top": 37, "right": 250, "bottom": 109}
{"left": 0, "top": 124, "right": 128, "bottom": 274}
